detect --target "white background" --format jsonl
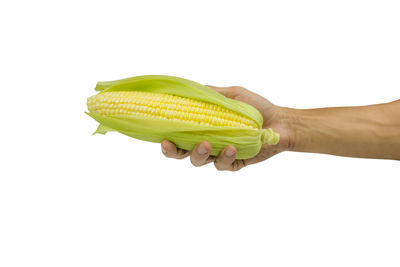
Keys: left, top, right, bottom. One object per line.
{"left": 0, "top": 0, "right": 399, "bottom": 266}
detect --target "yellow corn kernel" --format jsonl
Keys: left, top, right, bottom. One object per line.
{"left": 87, "top": 91, "right": 259, "bottom": 129}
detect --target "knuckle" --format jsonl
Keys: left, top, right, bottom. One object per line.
{"left": 163, "top": 152, "right": 174, "bottom": 158}
{"left": 231, "top": 160, "right": 246, "bottom": 171}
{"left": 176, "top": 154, "right": 187, "bottom": 160}
{"left": 190, "top": 157, "right": 204, "bottom": 167}
{"left": 192, "top": 162, "right": 203, "bottom": 167}
{"left": 214, "top": 161, "right": 227, "bottom": 171}
{"left": 231, "top": 86, "right": 245, "bottom": 92}
{"left": 230, "top": 165, "right": 240, "bottom": 172}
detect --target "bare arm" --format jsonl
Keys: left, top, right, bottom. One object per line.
{"left": 280, "top": 100, "right": 400, "bottom": 160}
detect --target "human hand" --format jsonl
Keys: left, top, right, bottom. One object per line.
{"left": 161, "top": 85, "right": 293, "bottom": 171}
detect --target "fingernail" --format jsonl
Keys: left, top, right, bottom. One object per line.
{"left": 198, "top": 145, "right": 208, "bottom": 155}
{"left": 162, "top": 147, "right": 167, "bottom": 154}
{"left": 225, "top": 148, "right": 235, "bottom": 157}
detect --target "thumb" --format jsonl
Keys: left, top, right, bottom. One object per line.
{"left": 206, "top": 85, "right": 245, "bottom": 100}
{"left": 206, "top": 85, "right": 274, "bottom": 119}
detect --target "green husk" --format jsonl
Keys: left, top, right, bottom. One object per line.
{"left": 86, "top": 75, "right": 280, "bottom": 159}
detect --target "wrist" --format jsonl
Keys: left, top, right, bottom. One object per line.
{"left": 271, "top": 106, "right": 300, "bottom": 152}
{"left": 275, "top": 106, "right": 323, "bottom": 153}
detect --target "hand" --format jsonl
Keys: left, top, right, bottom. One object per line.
{"left": 161, "top": 85, "right": 293, "bottom": 171}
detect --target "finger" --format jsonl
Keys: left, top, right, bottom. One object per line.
{"left": 207, "top": 85, "right": 270, "bottom": 114}
{"left": 190, "top": 141, "right": 214, "bottom": 167}
{"left": 230, "top": 159, "right": 247, "bottom": 171}
{"left": 242, "top": 145, "right": 281, "bottom": 166}
{"left": 161, "top": 140, "right": 190, "bottom": 159}
{"left": 206, "top": 85, "right": 245, "bottom": 99}
{"left": 214, "top": 145, "right": 237, "bottom": 171}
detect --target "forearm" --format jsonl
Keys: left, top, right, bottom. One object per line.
{"left": 279, "top": 100, "right": 400, "bottom": 160}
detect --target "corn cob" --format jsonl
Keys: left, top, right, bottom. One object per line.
{"left": 86, "top": 75, "right": 280, "bottom": 159}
